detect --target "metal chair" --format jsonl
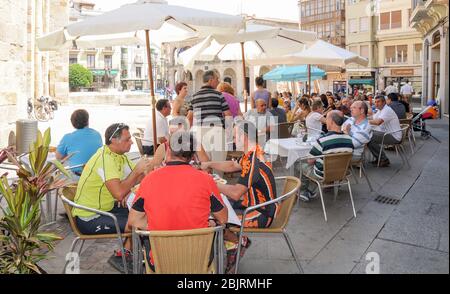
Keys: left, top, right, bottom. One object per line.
{"left": 349, "top": 145, "right": 374, "bottom": 192}
{"left": 60, "top": 185, "right": 131, "bottom": 274}
{"left": 303, "top": 152, "right": 356, "bottom": 222}
{"left": 135, "top": 226, "right": 224, "bottom": 274}
{"left": 399, "top": 118, "right": 415, "bottom": 154}
{"left": 230, "top": 176, "right": 302, "bottom": 274}
{"left": 377, "top": 125, "right": 410, "bottom": 168}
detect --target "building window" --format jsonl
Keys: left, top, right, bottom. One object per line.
{"left": 69, "top": 55, "right": 78, "bottom": 64}
{"left": 104, "top": 55, "right": 112, "bottom": 69}
{"left": 396, "top": 45, "right": 407, "bottom": 63}
{"left": 391, "top": 10, "right": 402, "bottom": 29}
{"left": 87, "top": 54, "right": 95, "bottom": 68}
{"left": 359, "top": 17, "right": 369, "bottom": 32}
{"left": 136, "top": 66, "right": 142, "bottom": 79}
{"left": 380, "top": 10, "right": 402, "bottom": 30}
{"left": 413, "top": 43, "right": 423, "bottom": 64}
{"left": 385, "top": 45, "right": 407, "bottom": 64}
{"left": 349, "top": 18, "right": 358, "bottom": 33}
{"left": 349, "top": 46, "right": 358, "bottom": 54}
{"left": 360, "top": 45, "right": 369, "bottom": 59}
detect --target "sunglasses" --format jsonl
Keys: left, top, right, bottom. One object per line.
{"left": 108, "top": 123, "right": 127, "bottom": 143}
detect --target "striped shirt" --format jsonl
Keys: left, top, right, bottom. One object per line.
{"left": 342, "top": 117, "right": 373, "bottom": 158}
{"left": 189, "top": 86, "right": 230, "bottom": 127}
{"left": 309, "top": 131, "right": 354, "bottom": 178}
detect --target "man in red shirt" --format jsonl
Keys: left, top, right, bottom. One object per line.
{"left": 127, "top": 131, "right": 227, "bottom": 271}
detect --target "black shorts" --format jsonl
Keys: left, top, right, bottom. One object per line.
{"left": 75, "top": 204, "right": 129, "bottom": 235}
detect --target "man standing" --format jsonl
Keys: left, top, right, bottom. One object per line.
{"left": 342, "top": 101, "right": 373, "bottom": 160}
{"left": 244, "top": 98, "right": 276, "bottom": 145}
{"left": 187, "top": 70, "right": 232, "bottom": 165}
{"left": 384, "top": 81, "right": 398, "bottom": 96}
{"left": 400, "top": 79, "right": 414, "bottom": 104}
{"left": 56, "top": 109, "right": 102, "bottom": 177}
{"left": 298, "top": 111, "right": 354, "bottom": 201}
{"left": 368, "top": 95, "right": 402, "bottom": 167}
{"left": 143, "top": 99, "right": 171, "bottom": 156}
{"left": 386, "top": 92, "right": 406, "bottom": 119}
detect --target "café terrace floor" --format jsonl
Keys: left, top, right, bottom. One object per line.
{"left": 35, "top": 116, "right": 449, "bottom": 274}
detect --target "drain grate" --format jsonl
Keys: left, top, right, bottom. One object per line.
{"left": 374, "top": 195, "right": 401, "bottom": 205}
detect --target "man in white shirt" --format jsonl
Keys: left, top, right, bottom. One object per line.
{"left": 400, "top": 79, "right": 414, "bottom": 104}
{"left": 143, "top": 99, "right": 171, "bottom": 155}
{"left": 244, "top": 98, "right": 275, "bottom": 146}
{"left": 384, "top": 81, "right": 398, "bottom": 96}
{"left": 368, "top": 95, "right": 402, "bottom": 167}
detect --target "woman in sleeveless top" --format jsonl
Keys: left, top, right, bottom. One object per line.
{"left": 250, "top": 76, "right": 271, "bottom": 109}
{"left": 171, "top": 82, "right": 190, "bottom": 117}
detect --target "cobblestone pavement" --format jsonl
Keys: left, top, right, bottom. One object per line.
{"left": 8, "top": 104, "right": 447, "bottom": 274}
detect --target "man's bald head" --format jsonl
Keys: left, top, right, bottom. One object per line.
{"left": 255, "top": 98, "right": 268, "bottom": 114}
{"left": 326, "top": 110, "right": 345, "bottom": 132}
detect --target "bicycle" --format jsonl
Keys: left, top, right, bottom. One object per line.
{"left": 27, "top": 96, "right": 58, "bottom": 122}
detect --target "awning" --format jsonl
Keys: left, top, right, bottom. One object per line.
{"left": 348, "top": 78, "right": 374, "bottom": 85}
{"left": 91, "top": 69, "right": 119, "bottom": 76}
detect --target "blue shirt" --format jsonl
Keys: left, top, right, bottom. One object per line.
{"left": 56, "top": 127, "right": 103, "bottom": 174}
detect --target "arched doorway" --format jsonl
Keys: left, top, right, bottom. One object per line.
{"left": 223, "top": 68, "right": 237, "bottom": 92}
{"left": 195, "top": 70, "right": 204, "bottom": 93}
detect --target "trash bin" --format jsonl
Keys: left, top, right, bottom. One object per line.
{"left": 16, "top": 119, "right": 38, "bottom": 154}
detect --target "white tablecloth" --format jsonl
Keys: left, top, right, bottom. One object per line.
{"left": 264, "top": 138, "right": 313, "bottom": 168}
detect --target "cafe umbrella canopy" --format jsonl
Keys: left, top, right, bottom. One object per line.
{"left": 248, "top": 40, "right": 369, "bottom": 94}
{"left": 179, "top": 22, "right": 317, "bottom": 111}
{"left": 38, "top": 0, "right": 244, "bottom": 147}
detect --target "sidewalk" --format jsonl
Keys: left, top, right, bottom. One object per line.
{"left": 38, "top": 117, "right": 449, "bottom": 274}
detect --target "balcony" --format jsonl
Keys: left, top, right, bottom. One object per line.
{"left": 102, "top": 47, "right": 114, "bottom": 54}
{"left": 410, "top": 0, "right": 448, "bottom": 34}
{"left": 84, "top": 48, "right": 97, "bottom": 53}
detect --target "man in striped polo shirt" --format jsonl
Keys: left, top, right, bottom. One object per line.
{"left": 187, "top": 70, "right": 232, "bottom": 168}
{"left": 299, "top": 110, "right": 354, "bottom": 202}
{"left": 342, "top": 101, "right": 373, "bottom": 160}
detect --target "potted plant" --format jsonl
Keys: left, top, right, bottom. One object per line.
{"left": 0, "top": 128, "right": 71, "bottom": 274}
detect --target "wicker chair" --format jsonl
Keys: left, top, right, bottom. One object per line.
{"left": 304, "top": 152, "right": 356, "bottom": 222}
{"left": 376, "top": 125, "right": 411, "bottom": 168}
{"left": 135, "top": 226, "right": 224, "bottom": 274}
{"left": 399, "top": 117, "right": 415, "bottom": 154}
{"left": 230, "top": 176, "right": 302, "bottom": 274}
{"left": 60, "top": 185, "right": 131, "bottom": 274}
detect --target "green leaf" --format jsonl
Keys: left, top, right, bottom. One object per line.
{"left": 49, "top": 159, "right": 71, "bottom": 178}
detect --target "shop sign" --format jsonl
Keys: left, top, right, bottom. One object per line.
{"left": 391, "top": 68, "right": 414, "bottom": 76}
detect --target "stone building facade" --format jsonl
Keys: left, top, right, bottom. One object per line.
{"left": 161, "top": 16, "right": 299, "bottom": 100}
{"left": 0, "top": 0, "right": 69, "bottom": 148}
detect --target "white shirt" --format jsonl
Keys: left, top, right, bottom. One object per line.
{"left": 373, "top": 105, "right": 402, "bottom": 141}
{"left": 306, "top": 111, "right": 323, "bottom": 140}
{"left": 400, "top": 84, "right": 413, "bottom": 95}
{"left": 244, "top": 110, "right": 275, "bottom": 132}
{"left": 385, "top": 85, "right": 398, "bottom": 95}
{"left": 143, "top": 111, "right": 169, "bottom": 147}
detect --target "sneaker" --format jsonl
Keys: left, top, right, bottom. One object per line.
{"left": 108, "top": 251, "right": 133, "bottom": 274}
{"left": 299, "top": 190, "right": 313, "bottom": 202}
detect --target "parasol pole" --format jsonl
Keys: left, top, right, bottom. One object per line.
{"left": 145, "top": 30, "right": 158, "bottom": 151}
{"left": 240, "top": 42, "right": 248, "bottom": 112}
{"left": 308, "top": 64, "right": 311, "bottom": 95}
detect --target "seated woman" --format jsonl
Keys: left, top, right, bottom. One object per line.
{"left": 151, "top": 116, "right": 209, "bottom": 169}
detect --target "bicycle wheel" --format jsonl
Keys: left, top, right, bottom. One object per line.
{"left": 34, "top": 105, "right": 49, "bottom": 122}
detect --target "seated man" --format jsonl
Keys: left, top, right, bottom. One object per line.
{"left": 55, "top": 109, "right": 102, "bottom": 177}
{"left": 342, "top": 101, "right": 373, "bottom": 160}
{"left": 127, "top": 131, "right": 228, "bottom": 271}
{"left": 72, "top": 123, "right": 152, "bottom": 268}
{"left": 386, "top": 92, "right": 406, "bottom": 119}
{"left": 201, "top": 121, "right": 277, "bottom": 272}
{"left": 269, "top": 98, "right": 287, "bottom": 123}
{"left": 298, "top": 111, "right": 354, "bottom": 202}
{"left": 244, "top": 98, "right": 275, "bottom": 145}
{"left": 368, "top": 95, "right": 402, "bottom": 167}
{"left": 142, "top": 99, "right": 171, "bottom": 156}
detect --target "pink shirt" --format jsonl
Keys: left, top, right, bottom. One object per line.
{"left": 222, "top": 92, "right": 240, "bottom": 118}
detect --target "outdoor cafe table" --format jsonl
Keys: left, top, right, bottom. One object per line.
{"left": 264, "top": 138, "right": 314, "bottom": 175}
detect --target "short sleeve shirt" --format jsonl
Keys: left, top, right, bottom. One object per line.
{"left": 237, "top": 145, "right": 278, "bottom": 218}
{"left": 143, "top": 111, "right": 169, "bottom": 147}
{"left": 134, "top": 162, "right": 224, "bottom": 231}
{"left": 373, "top": 105, "right": 402, "bottom": 141}
{"left": 306, "top": 112, "right": 323, "bottom": 139}
{"left": 190, "top": 86, "right": 230, "bottom": 127}
{"left": 73, "top": 145, "right": 136, "bottom": 218}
